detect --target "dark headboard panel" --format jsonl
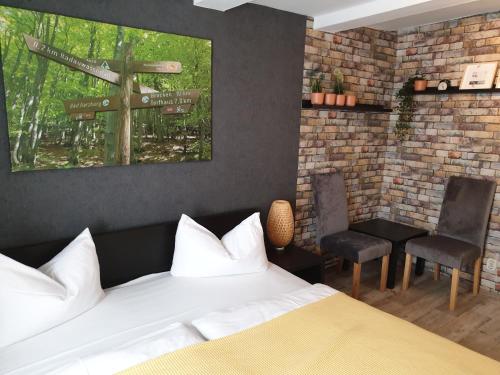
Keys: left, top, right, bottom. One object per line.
{"left": 0, "top": 208, "right": 256, "bottom": 288}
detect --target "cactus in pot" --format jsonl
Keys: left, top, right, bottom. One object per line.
{"left": 310, "top": 72, "right": 325, "bottom": 105}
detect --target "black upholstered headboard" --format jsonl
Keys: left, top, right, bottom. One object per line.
{"left": 0, "top": 208, "right": 257, "bottom": 289}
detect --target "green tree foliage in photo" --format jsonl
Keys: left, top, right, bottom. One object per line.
{"left": 0, "top": 5, "right": 212, "bottom": 172}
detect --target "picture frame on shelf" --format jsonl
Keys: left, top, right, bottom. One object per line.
{"left": 459, "top": 62, "right": 498, "bottom": 90}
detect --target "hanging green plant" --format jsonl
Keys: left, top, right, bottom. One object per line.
{"left": 394, "top": 74, "right": 422, "bottom": 141}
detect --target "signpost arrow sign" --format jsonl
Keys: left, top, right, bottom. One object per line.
{"left": 132, "top": 61, "right": 182, "bottom": 73}
{"left": 69, "top": 59, "right": 182, "bottom": 74}
{"left": 161, "top": 104, "right": 192, "bottom": 115}
{"left": 70, "top": 112, "right": 96, "bottom": 121}
{"left": 63, "top": 96, "right": 120, "bottom": 114}
{"left": 24, "top": 34, "right": 121, "bottom": 86}
{"left": 130, "top": 89, "right": 200, "bottom": 109}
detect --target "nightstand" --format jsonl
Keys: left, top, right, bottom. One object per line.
{"left": 267, "top": 245, "right": 325, "bottom": 284}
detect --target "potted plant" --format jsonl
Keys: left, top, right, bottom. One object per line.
{"left": 310, "top": 73, "right": 325, "bottom": 105}
{"left": 395, "top": 75, "right": 418, "bottom": 140}
{"left": 325, "top": 91, "right": 337, "bottom": 105}
{"left": 333, "top": 68, "right": 346, "bottom": 106}
{"left": 346, "top": 93, "right": 356, "bottom": 107}
{"left": 413, "top": 72, "right": 427, "bottom": 91}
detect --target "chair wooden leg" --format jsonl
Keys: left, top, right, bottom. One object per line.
{"left": 336, "top": 257, "right": 344, "bottom": 273}
{"left": 473, "top": 258, "right": 482, "bottom": 296}
{"left": 450, "top": 268, "right": 460, "bottom": 311}
{"left": 434, "top": 263, "right": 440, "bottom": 281}
{"left": 402, "top": 254, "right": 412, "bottom": 291}
{"left": 380, "top": 255, "right": 389, "bottom": 292}
{"left": 352, "top": 262, "right": 361, "bottom": 299}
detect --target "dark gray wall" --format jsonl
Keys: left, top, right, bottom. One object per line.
{"left": 0, "top": 0, "right": 305, "bottom": 248}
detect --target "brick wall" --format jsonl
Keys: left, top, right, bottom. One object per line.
{"left": 381, "top": 12, "right": 500, "bottom": 291}
{"left": 296, "top": 13, "right": 500, "bottom": 292}
{"left": 295, "top": 19, "right": 396, "bottom": 249}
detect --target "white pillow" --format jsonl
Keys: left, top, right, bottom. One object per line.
{"left": 0, "top": 228, "right": 104, "bottom": 348}
{"left": 170, "top": 212, "right": 268, "bottom": 277}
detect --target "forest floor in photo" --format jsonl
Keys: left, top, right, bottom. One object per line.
{"left": 13, "top": 138, "right": 208, "bottom": 171}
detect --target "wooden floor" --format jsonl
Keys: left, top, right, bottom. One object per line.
{"left": 325, "top": 260, "right": 500, "bottom": 361}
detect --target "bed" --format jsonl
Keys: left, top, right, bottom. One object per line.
{"left": 2, "top": 209, "right": 499, "bottom": 375}
{"left": 0, "top": 209, "right": 309, "bottom": 374}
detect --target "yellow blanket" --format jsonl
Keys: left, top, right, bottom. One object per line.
{"left": 120, "top": 293, "right": 500, "bottom": 375}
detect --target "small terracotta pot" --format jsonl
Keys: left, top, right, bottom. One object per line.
{"left": 336, "top": 94, "right": 346, "bottom": 106}
{"left": 414, "top": 80, "right": 428, "bottom": 91}
{"left": 346, "top": 95, "right": 356, "bottom": 107}
{"left": 324, "top": 93, "right": 337, "bottom": 106}
{"left": 310, "top": 92, "right": 325, "bottom": 105}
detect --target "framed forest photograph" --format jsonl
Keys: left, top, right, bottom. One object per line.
{"left": 0, "top": 5, "right": 212, "bottom": 172}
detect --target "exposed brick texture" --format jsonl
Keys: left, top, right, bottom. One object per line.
{"left": 296, "top": 13, "right": 500, "bottom": 292}
{"left": 295, "top": 109, "right": 389, "bottom": 247}
{"left": 382, "top": 12, "right": 500, "bottom": 291}
{"left": 296, "top": 20, "right": 396, "bottom": 250}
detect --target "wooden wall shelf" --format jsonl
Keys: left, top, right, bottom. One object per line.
{"left": 414, "top": 86, "right": 500, "bottom": 95}
{"left": 302, "top": 100, "right": 391, "bottom": 113}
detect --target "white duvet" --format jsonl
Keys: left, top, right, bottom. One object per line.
{"left": 50, "top": 284, "right": 336, "bottom": 375}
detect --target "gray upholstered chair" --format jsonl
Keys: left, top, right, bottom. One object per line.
{"left": 402, "top": 176, "right": 496, "bottom": 311}
{"left": 312, "top": 172, "right": 392, "bottom": 299}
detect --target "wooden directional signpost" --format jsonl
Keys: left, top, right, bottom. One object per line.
{"left": 24, "top": 34, "right": 200, "bottom": 165}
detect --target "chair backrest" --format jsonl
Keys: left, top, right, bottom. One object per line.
{"left": 312, "top": 172, "right": 349, "bottom": 244}
{"left": 437, "top": 176, "right": 496, "bottom": 251}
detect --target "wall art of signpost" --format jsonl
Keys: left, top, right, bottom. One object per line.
{"left": 0, "top": 6, "right": 212, "bottom": 172}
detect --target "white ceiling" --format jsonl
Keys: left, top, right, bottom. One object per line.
{"left": 194, "top": 0, "right": 500, "bottom": 32}
{"left": 251, "top": 0, "right": 376, "bottom": 17}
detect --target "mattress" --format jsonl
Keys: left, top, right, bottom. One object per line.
{"left": 0, "top": 264, "right": 310, "bottom": 375}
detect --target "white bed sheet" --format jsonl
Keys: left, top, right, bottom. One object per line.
{"left": 0, "top": 264, "right": 310, "bottom": 375}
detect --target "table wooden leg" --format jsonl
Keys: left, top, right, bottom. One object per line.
{"left": 450, "top": 268, "right": 460, "bottom": 311}
{"left": 336, "top": 257, "right": 344, "bottom": 273}
{"left": 473, "top": 258, "right": 481, "bottom": 296}
{"left": 386, "top": 243, "right": 400, "bottom": 289}
{"left": 380, "top": 255, "right": 389, "bottom": 292}
{"left": 434, "top": 263, "right": 440, "bottom": 281}
{"left": 402, "top": 254, "right": 412, "bottom": 291}
{"left": 352, "top": 262, "right": 361, "bottom": 299}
